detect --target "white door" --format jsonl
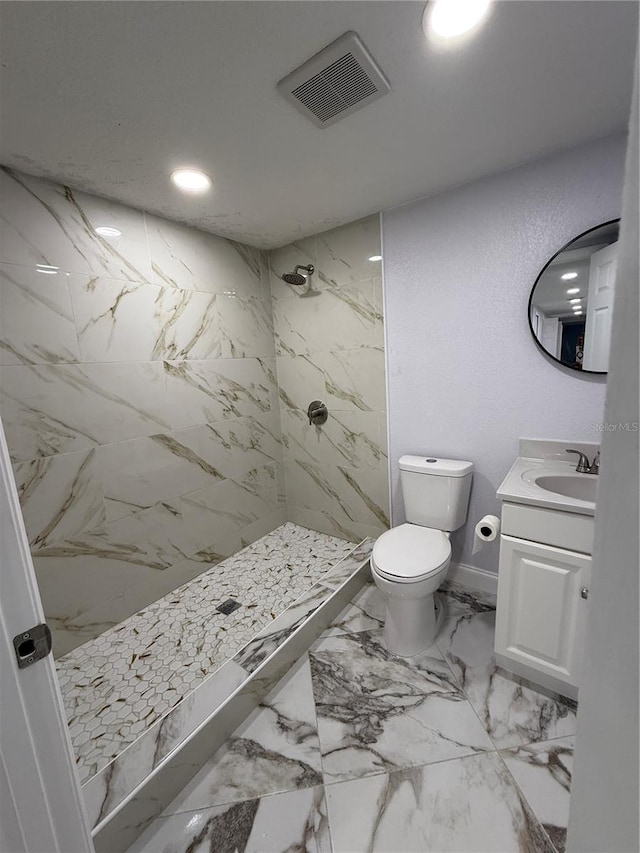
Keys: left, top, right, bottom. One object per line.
{"left": 0, "top": 419, "right": 93, "bottom": 853}
{"left": 495, "top": 535, "right": 591, "bottom": 689}
{"left": 583, "top": 241, "right": 618, "bottom": 372}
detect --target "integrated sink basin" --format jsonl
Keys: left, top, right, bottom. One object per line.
{"left": 497, "top": 442, "right": 600, "bottom": 516}
{"left": 533, "top": 474, "right": 598, "bottom": 502}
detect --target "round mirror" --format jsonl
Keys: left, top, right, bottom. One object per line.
{"left": 529, "top": 220, "right": 620, "bottom": 374}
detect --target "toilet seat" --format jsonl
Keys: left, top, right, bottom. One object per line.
{"left": 371, "top": 523, "right": 451, "bottom": 583}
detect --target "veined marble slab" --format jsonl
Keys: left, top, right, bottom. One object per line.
{"left": 436, "top": 592, "right": 578, "bottom": 749}
{"left": 325, "top": 751, "right": 555, "bottom": 853}
{"left": 0, "top": 262, "right": 81, "bottom": 366}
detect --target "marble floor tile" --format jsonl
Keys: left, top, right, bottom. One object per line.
{"left": 322, "top": 582, "right": 385, "bottom": 636}
{"left": 309, "top": 628, "right": 495, "bottom": 783}
{"left": 164, "top": 655, "right": 322, "bottom": 814}
{"left": 325, "top": 751, "right": 554, "bottom": 853}
{"left": 436, "top": 598, "right": 578, "bottom": 749}
{"left": 128, "top": 785, "right": 331, "bottom": 853}
{"left": 501, "top": 736, "right": 575, "bottom": 853}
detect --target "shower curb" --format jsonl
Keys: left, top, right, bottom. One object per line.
{"left": 90, "top": 540, "right": 373, "bottom": 853}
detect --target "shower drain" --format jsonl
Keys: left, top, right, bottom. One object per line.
{"left": 215, "top": 599, "right": 242, "bottom": 615}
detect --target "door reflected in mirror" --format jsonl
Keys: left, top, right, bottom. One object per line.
{"left": 529, "top": 220, "right": 619, "bottom": 374}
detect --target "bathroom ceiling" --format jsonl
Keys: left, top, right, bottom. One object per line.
{"left": 0, "top": 1, "right": 636, "bottom": 249}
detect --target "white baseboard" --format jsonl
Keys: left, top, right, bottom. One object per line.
{"left": 447, "top": 562, "right": 498, "bottom": 596}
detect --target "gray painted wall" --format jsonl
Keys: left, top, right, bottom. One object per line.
{"left": 381, "top": 135, "right": 626, "bottom": 572}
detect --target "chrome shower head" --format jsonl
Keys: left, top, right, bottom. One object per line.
{"left": 282, "top": 264, "right": 314, "bottom": 286}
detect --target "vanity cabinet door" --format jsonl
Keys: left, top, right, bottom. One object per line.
{"left": 495, "top": 535, "right": 591, "bottom": 689}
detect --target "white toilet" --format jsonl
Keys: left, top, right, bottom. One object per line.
{"left": 371, "top": 455, "right": 474, "bottom": 657}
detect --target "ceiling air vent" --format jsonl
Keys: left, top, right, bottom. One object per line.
{"left": 277, "top": 31, "right": 390, "bottom": 128}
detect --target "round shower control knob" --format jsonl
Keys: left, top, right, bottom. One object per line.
{"left": 581, "top": 587, "right": 589, "bottom": 600}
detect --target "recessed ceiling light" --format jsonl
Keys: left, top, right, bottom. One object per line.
{"left": 95, "top": 226, "right": 122, "bottom": 238}
{"left": 36, "top": 264, "right": 58, "bottom": 275}
{"left": 425, "top": 0, "right": 492, "bottom": 39}
{"left": 561, "top": 271, "right": 578, "bottom": 280}
{"left": 368, "top": 255, "right": 382, "bottom": 262}
{"left": 566, "top": 287, "right": 580, "bottom": 295}
{"left": 569, "top": 298, "right": 582, "bottom": 304}
{"left": 573, "top": 310, "right": 583, "bottom": 315}
{"left": 170, "top": 168, "right": 212, "bottom": 193}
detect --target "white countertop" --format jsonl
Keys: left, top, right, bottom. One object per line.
{"left": 497, "top": 456, "right": 597, "bottom": 516}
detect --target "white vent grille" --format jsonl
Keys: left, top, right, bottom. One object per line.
{"left": 277, "top": 32, "right": 390, "bottom": 128}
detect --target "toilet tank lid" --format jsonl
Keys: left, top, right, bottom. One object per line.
{"left": 399, "top": 455, "right": 474, "bottom": 477}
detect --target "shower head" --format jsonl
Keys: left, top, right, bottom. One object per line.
{"left": 282, "top": 264, "right": 314, "bottom": 286}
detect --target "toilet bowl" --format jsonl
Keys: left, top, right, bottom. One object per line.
{"left": 371, "top": 454, "right": 474, "bottom": 657}
{"left": 371, "top": 523, "right": 451, "bottom": 656}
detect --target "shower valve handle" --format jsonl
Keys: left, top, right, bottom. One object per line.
{"left": 307, "top": 401, "right": 328, "bottom": 426}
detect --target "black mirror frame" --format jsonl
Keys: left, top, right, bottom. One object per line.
{"left": 527, "top": 218, "right": 620, "bottom": 376}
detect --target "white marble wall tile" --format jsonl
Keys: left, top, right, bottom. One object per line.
{"left": 0, "top": 361, "right": 176, "bottom": 461}
{"left": 97, "top": 416, "right": 284, "bottom": 524}
{"left": 325, "top": 752, "right": 554, "bottom": 853}
{"left": 274, "top": 279, "right": 383, "bottom": 357}
{"left": 287, "top": 505, "right": 382, "bottom": 543}
{"left": 33, "top": 552, "right": 159, "bottom": 625}
{"left": 284, "top": 456, "right": 388, "bottom": 533}
{"left": 0, "top": 168, "right": 152, "bottom": 280}
{"left": 239, "top": 508, "right": 288, "bottom": 547}
{"left": 147, "top": 213, "right": 263, "bottom": 298}
{"left": 0, "top": 263, "right": 81, "bottom": 365}
{"left": 12, "top": 449, "right": 105, "bottom": 549}
{"left": 163, "top": 357, "right": 278, "bottom": 429}
{"left": 97, "top": 430, "right": 227, "bottom": 522}
{"left": 276, "top": 354, "right": 327, "bottom": 413}
{"left": 180, "top": 464, "right": 278, "bottom": 550}
{"left": 282, "top": 409, "right": 385, "bottom": 473}
{"left": 324, "top": 346, "right": 386, "bottom": 412}
{"left": 217, "top": 292, "right": 275, "bottom": 358}
{"left": 315, "top": 214, "right": 381, "bottom": 287}
{"left": 68, "top": 275, "right": 221, "bottom": 362}
{"left": 269, "top": 236, "right": 318, "bottom": 301}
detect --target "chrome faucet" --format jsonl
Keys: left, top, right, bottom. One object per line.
{"left": 565, "top": 448, "right": 598, "bottom": 474}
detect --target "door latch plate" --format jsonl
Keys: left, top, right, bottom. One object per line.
{"left": 13, "top": 623, "right": 52, "bottom": 669}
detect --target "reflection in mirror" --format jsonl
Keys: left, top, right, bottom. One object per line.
{"left": 529, "top": 220, "right": 620, "bottom": 374}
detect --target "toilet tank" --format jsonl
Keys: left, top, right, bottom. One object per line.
{"left": 399, "top": 455, "right": 474, "bottom": 531}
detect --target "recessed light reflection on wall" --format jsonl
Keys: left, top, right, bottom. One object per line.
{"left": 36, "top": 264, "right": 59, "bottom": 275}
{"left": 561, "top": 271, "right": 578, "bottom": 280}
{"left": 368, "top": 255, "right": 382, "bottom": 262}
{"left": 170, "top": 168, "right": 212, "bottom": 193}
{"left": 425, "top": 0, "right": 492, "bottom": 40}
{"left": 95, "top": 226, "right": 122, "bottom": 238}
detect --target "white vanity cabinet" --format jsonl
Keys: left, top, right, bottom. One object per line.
{"left": 494, "top": 501, "right": 594, "bottom": 700}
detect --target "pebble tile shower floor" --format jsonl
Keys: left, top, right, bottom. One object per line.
{"left": 56, "top": 523, "right": 355, "bottom": 783}
{"left": 129, "top": 582, "right": 578, "bottom": 853}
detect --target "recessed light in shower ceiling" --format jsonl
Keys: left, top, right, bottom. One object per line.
{"left": 425, "top": 0, "right": 493, "bottom": 40}
{"left": 170, "top": 168, "right": 212, "bottom": 193}
{"left": 368, "top": 255, "right": 382, "bottom": 262}
{"left": 95, "top": 226, "right": 122, "bottom": 237}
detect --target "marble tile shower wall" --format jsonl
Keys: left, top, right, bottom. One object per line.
{"left": 269, "top": 215, "right": 389, "bottom": 542}
{"left": 0, "top": 168, "right": 285, "bottom": 656}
